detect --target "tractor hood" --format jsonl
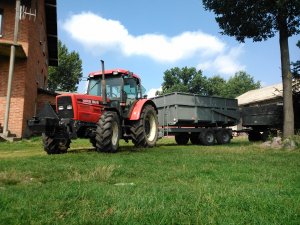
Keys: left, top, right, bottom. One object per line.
{"left": 56, "top": 93, "right": 109, "bottom": 123}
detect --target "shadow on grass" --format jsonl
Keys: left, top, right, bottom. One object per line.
{"left": 67, "top": 145, "right": 147, "bottom": 154}
{"left": 66, "top": 138, "right": 255, "bottom": 154}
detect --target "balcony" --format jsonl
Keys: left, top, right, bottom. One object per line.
{"left": 0, "top": 40, "right": 27, "bottom": 58}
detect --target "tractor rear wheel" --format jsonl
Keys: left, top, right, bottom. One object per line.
{"left": 42, "top": 133, "right": 70, "bottom": 154}
{"left": 95, "top": 111, "right": 120, "bottom": 153}
{"left": 131, "top": 105, "right": 158, "bottom": 147}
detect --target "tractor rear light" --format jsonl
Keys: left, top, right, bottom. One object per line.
{"left": 67, "top": 105, "right": 73, "bottom": 110}
{"left": 58, "top": 106, "right": 64, "bottom": 110}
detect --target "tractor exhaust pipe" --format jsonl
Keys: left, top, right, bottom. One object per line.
{"left": 101, "top": 60, "right": 107, "bottom": 105}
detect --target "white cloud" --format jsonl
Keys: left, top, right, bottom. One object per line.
{"left": 147, "top": 87, "right": 162, "bottom": 98}
{"left": 197, "top": 46, "right": 246, "bottom": 75}
{"left": 62, "top": 12, "right": 245, "bottom": 75}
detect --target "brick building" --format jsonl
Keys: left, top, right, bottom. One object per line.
{"left": 0, "top": 0, "right": 57, "bottom": 138}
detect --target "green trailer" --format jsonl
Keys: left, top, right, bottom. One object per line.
{"left": 152, "top": 92, "right": 240, "bottom": 145}
{"left": 241, "top": 94, "right": 300, "bottom": 141}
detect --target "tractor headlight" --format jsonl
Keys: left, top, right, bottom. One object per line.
{"left": 58, "top": 106, "right": 64, "bottom": 110}
{"left": 67, "top": 105, "right": 73, "bottom": 110}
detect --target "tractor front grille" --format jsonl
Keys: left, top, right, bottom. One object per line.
{"left": 57, "top": 96, "right": 74, "bottom": 119}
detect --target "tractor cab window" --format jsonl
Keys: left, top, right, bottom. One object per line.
{"left": 88, "top": 77, "right": 122, "bottom": 99}
{"left": 124, "top": 78, "right": 139, "bottom": 100}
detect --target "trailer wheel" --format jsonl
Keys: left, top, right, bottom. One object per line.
{"left": 261, "top": 130, "right": 271, "bottom": 142}
{"left": 216, "top": 129, "right": 231, "bottom": 145}
{"left": 199, "top": 130, "right": 215, "bottom": 146}
{"left": 190, "top": 133, "right": 201, "bottom": 145}
{"left": 131, "top": 105, "right": 158, "bottom": 147}
{"left": 95, "top": 111, "right": 120, "bottom": 153}
{"left": 175, "top": 133, "right": 189, "bottom": 145}
{"left": 42, "top": 134, "right": 70, "bottom": 154}
{"left": 248, "top": 130, "right": 262, "bottom": 142}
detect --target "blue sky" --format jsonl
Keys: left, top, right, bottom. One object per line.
{"left": 57, "top": 0, "right": 300, "bottom": 96}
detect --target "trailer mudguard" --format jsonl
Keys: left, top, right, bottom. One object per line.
{"left": 129, "top": 99, "right": 157, "bottom": 120}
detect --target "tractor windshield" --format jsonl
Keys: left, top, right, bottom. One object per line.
{"left": 88, "top": 77, "right": 122, "bottom": 99}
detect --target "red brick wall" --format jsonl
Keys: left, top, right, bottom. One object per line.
{"left": 0, "top": 0, "right": 51, "bottom": 137}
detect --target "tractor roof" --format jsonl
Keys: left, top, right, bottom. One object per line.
{"left": 89, "top": 69, "right": 140, "bottom": 79}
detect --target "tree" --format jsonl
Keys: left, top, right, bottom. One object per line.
{"left": 160, "top": 67, "right": 209, "bottom": 95}
{"left": 206, "top": 75, "right": 226, "bottom": 96}
{"left": 223, "top": 71, "right": 261, "bottom": 98}
{"left": 48, "top": 40, "right": 83, "bottom": 92}
{"left": 202, "top": 0, "right": 300, "bottom": 138}
{"left": 159, "top": 67, "right": 260, "bottom": 98}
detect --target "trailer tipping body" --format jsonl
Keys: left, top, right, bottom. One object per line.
{"left": 151, "top": 92, "right": 240, "bottom": 145}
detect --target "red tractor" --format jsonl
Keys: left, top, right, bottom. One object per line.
{"left": 28, "top": 61, "right": 159, "bottom": 153}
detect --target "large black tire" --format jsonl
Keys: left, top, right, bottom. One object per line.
{"left": 190, "top": 133, "right": 201, "bottom": 145}
{"left": 199, "top": 130, "right": 215, "bottom": 146}
{"left": 248, "top": 130, "right": 262, "bottom": 142}
{"left": 175, "top": 133, "right": 190, "bottom": 145}
{"left": 42, "top": 133, "right": 70, "bottom": 154}
{"left": 95, "top": 111, "right": 120, "bottom": 153}
{"left": 216, "top": 129, "right": 231, "bottom": 145}
{"left": 131, "top": 105, "right": 158, "bottom": 147}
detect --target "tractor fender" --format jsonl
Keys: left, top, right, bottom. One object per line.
{"left": 129, "top": 99, "right": 157, "bottom": 120}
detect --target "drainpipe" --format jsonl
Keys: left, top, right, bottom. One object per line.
{"left": 3, "top": 0, "right": 21, "bottom": 137}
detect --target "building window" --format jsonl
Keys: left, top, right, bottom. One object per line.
{"left": 0, "top": 9, "right": 3, "bottom": 37}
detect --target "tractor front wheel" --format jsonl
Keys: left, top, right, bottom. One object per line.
{"left": 131, "top": 105, "right": 158, "bottom": 147}
{"left": 95, "top": 111, "right": 120, "bottom": 153}
{"left": 42, "top": 133, "right": 70, "bottom": 154}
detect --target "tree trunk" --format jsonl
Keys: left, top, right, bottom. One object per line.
{"left": 279, "top": 26, "right": 294, "bottom": 138}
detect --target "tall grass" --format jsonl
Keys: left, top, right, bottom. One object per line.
{"left": 0, "top": 137, "right": 299, "bottom": 224}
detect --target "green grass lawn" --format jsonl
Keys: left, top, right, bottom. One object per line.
{"left": 0, "top": 137, "right": 299, "bottom": 225}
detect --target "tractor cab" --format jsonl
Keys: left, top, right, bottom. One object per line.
{"left": 87, "top": 69, "right": 146, "bottom": 112}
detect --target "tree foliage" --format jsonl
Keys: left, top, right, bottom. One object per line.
{"left": 161, "top": 67, "right": 208, "bottom": 95}
{"left": 223, "top": 71, "right": 261, "bottom": 98}
{"left": 202, "top": 0, "right": 300, "bottom": 42}
{"left": 202, "top": 0, "right": 300, "bottom": 138}
{"left": 159, "top": 67, "right": 260, "bottom": 98}
{"left": 48, "top": 40, "right": 83, "bottom": 92}
{"left": 292, "top": 41, "right": 300, "bottom": 78}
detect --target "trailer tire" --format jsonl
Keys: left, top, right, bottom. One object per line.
{"left": 42, "top": 134, "right": 70, "bottom": 154}
{"left": 216, "top": 129, "right": 231, "bottom": 145}
{"left": 175, "top": 133, "right": 189, "bottom": 145}
{"left": 95, "top": 111, "right": 120, "bottom": 153}
{"left": 199, "top": 130, "right": 215, "bottom": 146}
{"left": 248, "top": 130, "right": 262, "bottom": 142}
{"left": 190, "top": 133, "right": 201, "bottom": 145}
{"left": 261, "top": 130, "right": 271, "bottom": 142}
{"left": 131, "top": 105, "right": 158, "bottom": 147}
